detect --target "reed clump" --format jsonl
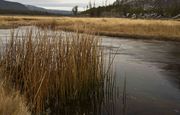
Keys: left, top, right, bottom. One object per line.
{"left": 0, "top": 28, "right": 107, "bottom": 114}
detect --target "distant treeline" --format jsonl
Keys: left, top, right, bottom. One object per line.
{"left": 0, "top": 9, "right": 65, "bottom": 16}
{"left": 81, "top": 0, "right": 180, "bottom": 18}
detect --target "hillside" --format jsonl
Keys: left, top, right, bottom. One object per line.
{"left": 82, "top": 0, "right": 180, "bottom": 18}
{"left": 0, "top": 0, "right": 72, "bottom": 15}
{"left": 0, "top": 0, "right": 29, "bottom": 11}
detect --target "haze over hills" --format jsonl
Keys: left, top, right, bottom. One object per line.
{"left": 26, "top": 5, "right": 72, "bottom": 15}
{"left": 0, "top": 0, "right": 72, "bottom": 15}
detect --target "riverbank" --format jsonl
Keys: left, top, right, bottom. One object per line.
{"left": 0, "top": 15, "right": 180, "bottom": 41}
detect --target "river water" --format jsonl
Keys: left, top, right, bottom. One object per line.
{"left": 0, "top": 27, "right": 180, "bottom": 115}
{"left": 102, "top": 37, "right": 180, "bottom": 115}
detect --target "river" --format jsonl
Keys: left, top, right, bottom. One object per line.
{"left": 0, "top": 26, "right": 180, "bottom": 115}
{"left": 102, "top": 37, "right": 180, "bottom": 115}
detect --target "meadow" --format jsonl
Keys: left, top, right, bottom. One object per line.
{"left": 0, "top": 15, "right": 180, "bottom": 41}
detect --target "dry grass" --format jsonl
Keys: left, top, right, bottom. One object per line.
{"left": 0, "top": 28, "right": 110, "bottom": 114}
{"left": 0, "top": 81, "right": 30, "bottom": 115}
{"left": 38, "top": 17, "right": 180, "bottom": 40}
{"left": 0, "top": 15, "right": 180, "bottom": 40}
{"left": 0, "top": 15, "right": 58, "bottom": 28}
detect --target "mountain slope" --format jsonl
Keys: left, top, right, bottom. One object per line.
{"left": 0, "top": 0, "right": 29, "bottom": 11}
{"left": 0, "top": 0, "right": 72, "bottom": 15}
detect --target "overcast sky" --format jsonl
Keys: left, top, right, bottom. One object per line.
{"left": 6, "top": 0, "right": 116, "bottom": 11}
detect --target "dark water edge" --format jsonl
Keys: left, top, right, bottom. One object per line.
{"left": 102, "top": 37, "right": 180, "bottom": 115}
{"left": 0, "top": 26, "right": 180, "bottom": 115}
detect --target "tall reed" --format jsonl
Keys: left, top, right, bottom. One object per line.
{"left": 0, "top": 28, "right": 112, "bottom": 115}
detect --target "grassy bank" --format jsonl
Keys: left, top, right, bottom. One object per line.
{"left": 0, "top": 15, "right": 180, "bottom": 40}
{"left": 0, "top": 28, "right": 113, "bottom": 114}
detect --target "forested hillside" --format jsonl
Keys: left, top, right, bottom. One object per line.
{"left": 82, "top": 0, "right": 180, "bottom": 18}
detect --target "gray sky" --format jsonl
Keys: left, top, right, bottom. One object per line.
{"left": 6, "top": 0, "right": 116, "bottom": 11}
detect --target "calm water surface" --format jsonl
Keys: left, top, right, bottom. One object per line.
{"left": 102, "top": 37, "right": 180, "bottom": 115}
{"left": 0, "top": 27, "right": 180, "bottom": 115}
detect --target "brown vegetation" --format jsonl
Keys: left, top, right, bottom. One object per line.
{"left": 0, "top": 16, "right": 180, "bottom": 40}
{"left": 0, "top": 81, "right": 30, "bottom": 115}
{"left": 0, "top": 28, "right": 110, "bottom": 114}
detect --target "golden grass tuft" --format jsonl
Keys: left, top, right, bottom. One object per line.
{"left": 0, "top": 81, "right": 30, "bottom": 115}
{"left": 0, "top": 28, "right": 108, "bottom": 114}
